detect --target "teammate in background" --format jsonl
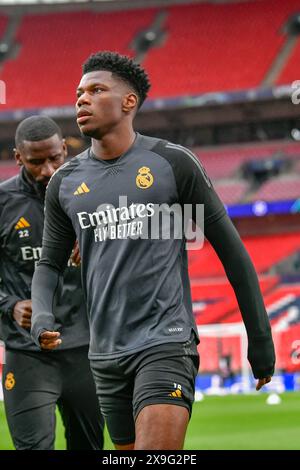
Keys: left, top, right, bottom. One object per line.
{"left": 0, "top": 116, "right": 104, "bottom": 450}
{"left": 31, "top": 52, "right": 275, "bottom": 450}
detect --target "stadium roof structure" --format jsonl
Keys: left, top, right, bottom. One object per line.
{"left": 0, "top": 0, "right": 203, "bottom": 5}
{"left": 0, "top": 0, "right": 208, "bottom": 14}
{"left": 2, "top": 0, "right": 94, "bottom": 3}
{"left": 1, "top": 0, "right": 90, "bottom": 3}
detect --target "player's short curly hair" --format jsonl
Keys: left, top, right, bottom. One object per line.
{"left": 82, "top": 51, "right": 151, "bottom": 108}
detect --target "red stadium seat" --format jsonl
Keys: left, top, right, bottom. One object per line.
{"left": 1, "top": 0, "right": 300, "bottom": 109}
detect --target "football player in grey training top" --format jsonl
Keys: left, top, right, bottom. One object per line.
{"left": 31, "top": 51, "right": 275, "bottom": 450}
{"left": 0, "top": 116, "right": 104, "bottom": 450}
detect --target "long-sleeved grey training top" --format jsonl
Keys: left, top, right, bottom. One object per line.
{"left": 31, "top": 134, "right": 275, "bottom": 378}
{"left": 0, "top": 167, "right": 89, "bottom": 351}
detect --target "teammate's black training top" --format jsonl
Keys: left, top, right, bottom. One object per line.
{"left": 31, "top": 134, "right": 275, "bottom": 378}
{"left": 0, "top": 167, "right": 89, "bottom": 351}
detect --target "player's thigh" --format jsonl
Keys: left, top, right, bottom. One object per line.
{"left": 2, "top": 350, "right": 59, "bottom": 450}
{"left": 90, "top": 359, "right": 135, "bottom": 447}
{"left": 135, "top": 403, "right": 189, "bottom": 450}
{"left": 133, "top": 349, "right": 199, "bottom": 420}
{"left": 132, "top": 346, "right": 199, "bottom": 449}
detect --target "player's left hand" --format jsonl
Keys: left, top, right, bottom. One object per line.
{"left": 256, "top": 376, "right": 272, "bottom": 391}
{"left": 39, "top": 331, "right": 62, "bottom": 350}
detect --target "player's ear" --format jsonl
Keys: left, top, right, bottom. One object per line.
{"left": 62, "top": 139, "right": 68, "bottom": 159}
{"left": 122, "top": 92, "right": 138, "bottom": 114}
{"left": 14, "top": 148, "right": 23, "bottom": 167}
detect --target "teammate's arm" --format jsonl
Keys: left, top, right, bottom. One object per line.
{"left": 0, "top": 280, "right": 23, "bottom": 319}
{"left": 31, "top": 170, "right": 76, "bottom": 349}
{"left": 0, "top": 275, "right": 33, "bottom": 330}
{"left": 11, "top": 300, "right": 32, "bottom": 329}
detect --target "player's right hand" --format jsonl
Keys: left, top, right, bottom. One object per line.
{"left": 256, "top": 376, "right": 272, "bottom": 391}
{"left": 12, "top": 300, "right": 32, "bottom": 329}
{"left": 39, "top": 331, "right": 62, "bottom": 350}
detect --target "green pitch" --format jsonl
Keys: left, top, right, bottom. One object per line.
{"left": 1, "top": 392, "right": 300, "bottom": 450}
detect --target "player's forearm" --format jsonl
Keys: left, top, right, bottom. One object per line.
{"left": 223, "top": 248, "right": 271, "bottom": 337}
{"left": 31, "top": 263, "right": 62, "bottom": 346}
{"left": 205, "top": 215, "right": 275, "bottom": 378}
{"left": 225, "top": 252, "right": 275, "bottom": 378}
{"left": 205, "top": 215, "right": 270, "bottom": 335}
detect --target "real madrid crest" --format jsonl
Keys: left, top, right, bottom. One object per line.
{"left": 136, "top": 167, "right": 154, "bottom": 189}
{"left": 5, "top": 372, "right": 15, "bottom": 391}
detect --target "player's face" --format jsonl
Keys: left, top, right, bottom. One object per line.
{"left": 14, "top": 134, "right": 67, "bottom": 185}
{"left": 76, "top": 70, "right": 137, "bottom": 138}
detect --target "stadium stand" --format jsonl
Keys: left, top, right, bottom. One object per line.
{"left": 189, "top": 233, "right": 300, "bottom": 279}
{"left": 197, "top": 140, "right": 300, "bottom": 180}
{"left": 144, "top": 0, "right": 299, "bottom": 97}
{"left": 0, "top": 162, "right": 18, "bottom": 180}
{"left": 1, "top": 0, "right": 300, "bottom": 109}
{"left": 0, "top": 15, "right": 7, "bottom": 37}
{"left": 0, "top": 9, "right": 155, "bottom": 109}
{"left": 213, "top": 180, "right": 249, "bottom": 205}
{"left": 277, "top": 39, "right": 300, "bottom": 86}
{"left": 249, "top": 174, "right": 300, "bottom": 201}
{"left": 192, "top": 275, "right": 279, "bottom": 325}
{"left": 194, "top": 140, "right": 300, "bottom": 205}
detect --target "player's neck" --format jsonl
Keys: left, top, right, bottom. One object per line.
{"left": 91, "top": 127, "right": 136, "bottom": 160}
